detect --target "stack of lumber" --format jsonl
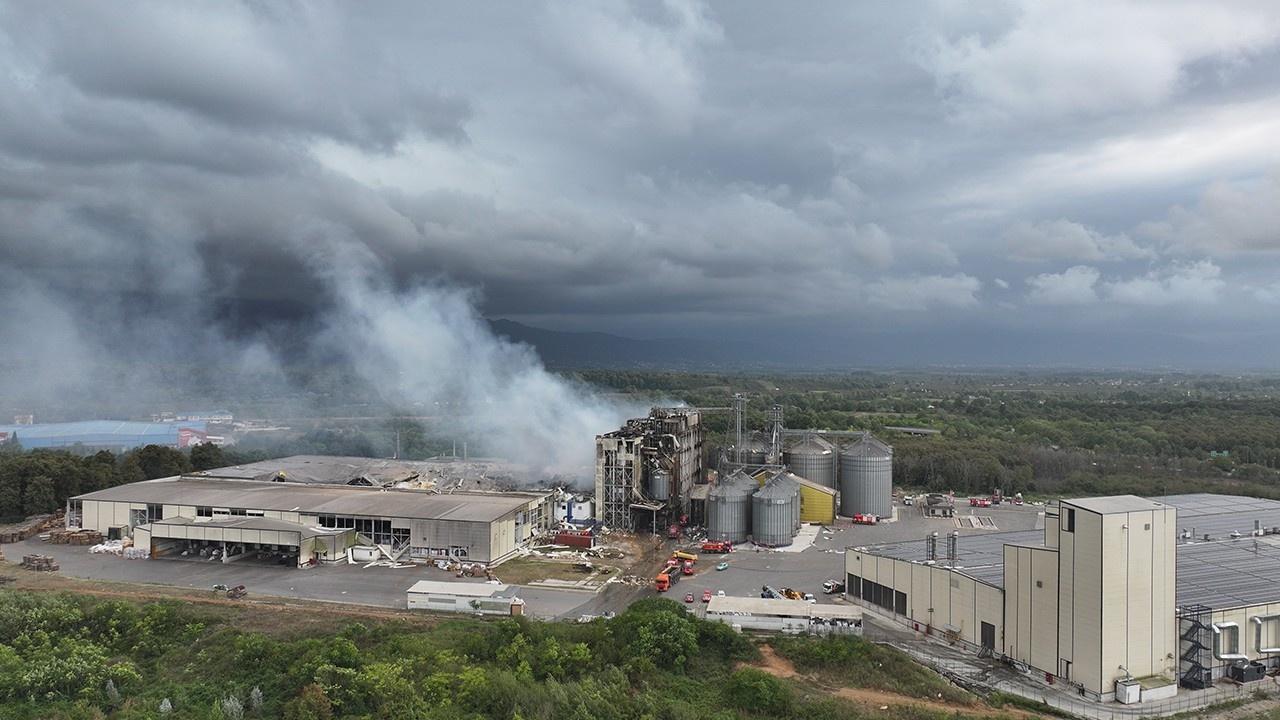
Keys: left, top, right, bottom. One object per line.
{"left": 20, "top": 554, "right": 59, "bottom": 571}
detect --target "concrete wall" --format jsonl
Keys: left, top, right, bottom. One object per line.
{"left": 1058, "top": 502, "right": 1177, "bottom": 699}
{"left": 1004, "top": 544, "right": 1060, "bottom": 673}
{"left": 846, "top": 549, "right": 1003, "bottom": 651}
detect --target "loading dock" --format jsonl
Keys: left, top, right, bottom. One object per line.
{"left": 140, "top": 516, "right": 356, "bottom": 568}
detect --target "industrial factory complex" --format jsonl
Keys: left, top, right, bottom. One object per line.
{"left": 847, "top": 492, "right": 1280, "bottom": 703}
{"left": 593, "top": 406, "right": 894, "bottom": 547}
{"left": 69, "top": 455, "right": 554, "bottom": 566}
{"left": 27, "top": 401, "right": 1280, "bottom": 712}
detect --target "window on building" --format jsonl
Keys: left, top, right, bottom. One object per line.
{"left": 246, "top": 509, "right": 265, "bottom": 517}
{"left": 146, "top": 504, "right": 163, "bottom": 522}
{"left": 1065, "top": 508, "right": 1075, "bottom": 533}
{"left": 197, "top": 506, "right": 213, "bottom": 517}
{"left": 228, "top": 508, "right": 247, "bottom": 517}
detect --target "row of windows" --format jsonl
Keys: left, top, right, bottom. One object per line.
{"left": 195, "top": 507, "right": 263, "bottom": 518}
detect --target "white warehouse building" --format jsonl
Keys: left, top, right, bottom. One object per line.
{"left": 69, "top": 463, "right": 553, "bottom": 566}
{"left": 847, "top": 494, "right": 1280, "bottom": 703}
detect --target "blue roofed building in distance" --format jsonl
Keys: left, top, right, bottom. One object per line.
{"left": 0, "top": 420, "right": 212, "bottom": 452}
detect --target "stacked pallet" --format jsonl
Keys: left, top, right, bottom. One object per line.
{"left": 47, "top": 529, "right": 104, "bottom": 546}
{"left": 20, "top": 554, "right": 59, "bottom": 572}
{"left": 0, "top": 512, "right": 63, "bottom": 544}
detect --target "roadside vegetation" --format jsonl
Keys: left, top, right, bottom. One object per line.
{"left": 0, "top": 590, "right": 1038, "bottom": 720}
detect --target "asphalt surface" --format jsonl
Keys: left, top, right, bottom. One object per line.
{"left": 7, "top": 501, "right": 1042, "bottom": 620}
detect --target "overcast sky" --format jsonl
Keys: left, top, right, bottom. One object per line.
{"left": 4, "top": 1, "right": 1280, "bottom": 369}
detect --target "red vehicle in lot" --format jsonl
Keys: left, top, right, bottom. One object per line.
{"left": 701, "top": 540, "right": 733, "bottom": 553}
{"left": 969, "top": 497, "right": 991, "bottom": 507}
{"left": 702, "top": 589, "right": 712, "bottom": 603}
{"left": 681, "top": 560, "right": 695, "bottom": 576}
{"left": 851, "top": 513, "right": 878, "bottom": 525}
{"left": 684, "top": 592, "right": 695, "bottom": 603}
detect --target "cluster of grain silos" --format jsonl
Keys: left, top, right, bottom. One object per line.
{"left": 707, "top": 469, "right": 756, "bottom": 542}
{"left": 751, "top": 471, "right": 800, "bottom": 546}
{"left": 839, "top": 434, "right": 893, "bottom": 518}
{"left": 783, "top": 436, "right": 837, "bottom": 488}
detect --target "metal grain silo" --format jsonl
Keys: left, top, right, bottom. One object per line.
{"left": 647, "top": 468, "right": 671, "bottom": 501}
{"left": 784, "top": 436, "right": 837, "bottom": 488}
{"left": 741, "top": 434, "right": 769, "bottom": 465}
{"left": 751, "top": 473, "right": 798, "bottom": 547}
{"left": 839, "top": 434, "right": 893, "bottom": 517}
{"left": 707, "top": 470, "right": 755, "bottom": 543}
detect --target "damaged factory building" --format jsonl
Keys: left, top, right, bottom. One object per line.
{"left": 67, "top": 455, "right": 555, "bottom": 567}
{"left": 595, "top": 408, "right": 704, "bottom": 533}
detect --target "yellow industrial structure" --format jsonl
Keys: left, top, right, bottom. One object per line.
{"left": 751, "top": 469, "right": 837, "bottom": 525}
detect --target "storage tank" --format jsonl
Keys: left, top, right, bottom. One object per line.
{"left": 707, "top": 470, "right": 755, "bottom": 543}
{"left": 839, "top": 434, "right": 893, "bottom": 517}
{"left": 752, "top": 473, "right": 799, "bottom": 547}
{"left": 784, "top": 436, "right": 837, "bottom": 488}
{"left": 647, "top": 467, "right": 671, "bottom": 501}
{"left": 740, "top": 434, "right": 769, "bottom": 465}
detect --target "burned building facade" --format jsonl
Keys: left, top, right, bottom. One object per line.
{"left": 595, "top": 408, "right": 704, "bottom": 532}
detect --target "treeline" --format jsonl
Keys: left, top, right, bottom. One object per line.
{"left": 0, "top": 442, "right": 258, "bottom": 521}
{"left": 0, "top": 592, "right": 966, "bottom": 720}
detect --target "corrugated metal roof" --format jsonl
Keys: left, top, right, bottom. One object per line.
{"left": 75, "top": 477, "right": 543, "bottom": 523}
{"left": 706, "top": 595, "right": 861, "bottom": 619}
{"left": 1064, "top": 495, "right": 1167, "bottom": 515}
{"left": 769, "top": 470, "right": 835, "bottom": 497}
{"left": 407, "top": 580, "right": 511, "bottom": 597}
{"left": 142, "top": 515, "right": 347, "bottom": 540}
{"left": 710, "top": 470, "right": 758, "bottom": 498}
{"left": 841, "top": 433, "right": 892, "bottom": 457}
{"left": 786, "top": 436, "right": 835, "bottom": 454}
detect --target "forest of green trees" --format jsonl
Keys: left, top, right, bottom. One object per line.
{"left": 0, "top": 592, "right": 981, "bottom": 720}
{"left": 6, "top": 370, "right": 1280, "bottom": 520}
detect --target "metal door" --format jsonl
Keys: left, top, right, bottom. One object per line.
{"left": 980, "top": 622, "right": 996, "bottom": 650}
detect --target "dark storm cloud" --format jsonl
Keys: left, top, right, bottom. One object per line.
{"left": 2, "top": 0, "right": 1280, "bottom": 374}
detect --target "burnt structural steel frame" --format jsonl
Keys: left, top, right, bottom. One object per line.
{"left": 600, "top": 449, "right": 634, "bottom": 531}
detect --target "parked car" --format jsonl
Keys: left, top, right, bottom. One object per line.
{"left": 702, "top": 589, "right": 712, "bottom": 602}
{"left": 684, "top": 592, "right": 695, "bottom": 603}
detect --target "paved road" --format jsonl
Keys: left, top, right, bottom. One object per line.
{"left": 6, "top": 502, "right": 1041, "bottom": 620}
{"left": 8, "top": 537, "right": 598, "bottom": 620}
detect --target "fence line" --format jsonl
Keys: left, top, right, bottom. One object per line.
{"left": 887, "top": 642, "right": 1276, "bottom": 719}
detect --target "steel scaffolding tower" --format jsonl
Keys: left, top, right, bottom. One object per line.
{"left": 600, "top": 449, "right": 634, "bottom": 531}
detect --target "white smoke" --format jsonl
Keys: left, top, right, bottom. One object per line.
{"left": 311, "top": 241, "right": 640, "bottom": 476}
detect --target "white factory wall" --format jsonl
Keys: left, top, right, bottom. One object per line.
{"left": 1004, "top": 543, "right": 1060, "bottom": 674}
{"left": 1055, "top": 501, "right": 1177, "bottom": 700}
{"left": 78, "top": 498, "right": 534, "bottom": 565}
{"left": 846, "top": 550, "right": 1003, "bottom": 651}
{"left": 1203, "top": 603, "right": 1280, "bottom": 677}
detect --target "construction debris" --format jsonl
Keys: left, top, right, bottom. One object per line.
{"left": 20, "top": 554, "right": 59, "bottom": 572}
{"left": 90, "top": 540, "right": 126, "bottom": 555}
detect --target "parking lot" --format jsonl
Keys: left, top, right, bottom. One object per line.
{"left": 7, "top": 501, "right": 1041, "bottom": 620}
{"left": 653, "top": 500, "right": 1044, "bottom": 607}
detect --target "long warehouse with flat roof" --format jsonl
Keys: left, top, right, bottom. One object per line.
{"left": 69, "top": 458, "right": 553, "bottom": 565}
{"left": 847, "top": 493, "right": 1280, "bottom": 704}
